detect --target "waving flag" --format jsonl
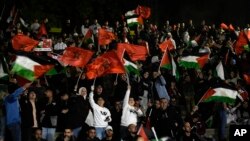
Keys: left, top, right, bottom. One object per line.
{"left": 160, "top": 49, "right": 171, "bottom": 69}
{"left": 124, "top": 59, "right": 140, "bottom": 75}
{"left": 179, "top": 55, "right": 209, "bottom": 69}
{"left": 86, "top": 51, "right": 125, "bottom": 79}
{"left": 159, "top": 39, "right": 174, "bottom": 52}
{"left": 37, "top": 22, "right": 47, "bottom": 39}
{"left": 220, "top": 23, "right": 228, "bottom": 30}
{"left": 59, "top": 47, "right": 94, "bottom": 67}
{"left": 12, "top": 34, "right": 39, "bottom": 52}
{"left": 199, "top": 86, "right": 239, "bottom": 104}
{"left": 216, "top": 61, "right": 225, "bottom": 80}
{"left": 117, "top": 43, "right": 148, "bottom": 61}
{"left": 136, "top": 5, "right": 151, "bottom": 19}
{"left": 98, "top": 28, "right": 116, "bottom": 46}
{"left": 234, "top": 31, "right": 249, "bottom": 55}
{"left": 11, "top": 56, "right": 53, "bottom": 81}
{"left": 137, "top": 125, "right": 149, "bottom": 141}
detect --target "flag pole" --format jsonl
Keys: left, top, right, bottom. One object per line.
{"left": 93, "top": 77, "right": 97, "bottom": 86}
{"left": 137, "top": 124, "right": 143, "bottom": 135}
{"left": 0, "top": 0, "right": 6, "bottom": 21}
{"left": 115, "top": 73, "right": 119, "bottom": 83}
{"left": 44, "top": 75, "right": 49, "bottom": 86}
{"left": 151, "top": 127, "right": 159, "bottom": 141}
{"left": 158, "top": 48, "right": 167, "bottom": 72}
{"left": 126, "top": 73, "right": 130, "bottom": 86}
{"left": 196, "top": 87, "right": 211, "bottom": 106}
{"left": 74, "top": 68, "right": 84, "bottom": 92}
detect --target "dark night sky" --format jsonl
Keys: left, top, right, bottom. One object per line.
{"left": 1, "top": 0, "right": 250, "bottom": 27}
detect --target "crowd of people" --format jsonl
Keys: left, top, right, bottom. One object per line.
{"left": 0, "top": 11, "right": 250, "bottom": 141}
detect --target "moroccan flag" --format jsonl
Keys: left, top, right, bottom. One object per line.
{"left": 160, "top": 49, "right": 171, "bottom": 69}
{"left": 117, "top": 43, "right": 148, "bottom": 61}
{"left": 137, "top": 125, "right": 149, "bottom": 141}
{"left": 199, "top": 86, "right": 239, "bottom": 104}
{"left": 37, "top": 22, "right": 47, "bottom": 39}
{"left": 124, "top": 59, "right": 140, "bottom": 75}
{"left": 12, "top": 34, "right": 39, "bottom": 52}
{"left": 234, "top": 31, "right": 249, "bottom": 55}
{"left": 59, "top": 47, "right": 94, "bottom": 67}
{"left": 11, "top": 56, "right": 53, "bottom": 81}
{"left": 220, "top": 23, "right": 228, "bottom": 30}
{"left": 243, "top": 74, "right": 250, "bottom": 85}
{"left": 86, "top": 51, "right": 125, "bottom": 79}
{"left": 159, "top": 39, "right": 174, "bottom": 52}
{"left": 179, "top": 55, "right": 209, "bottom": 69}
{"left": 98, "top": 28, "right": 116, "bottom": 46}
{"left": 135, "top": 5, "right": 151, "bottom": 19}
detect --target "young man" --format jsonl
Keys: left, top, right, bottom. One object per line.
{"left": 177, "top": 121, "right": 201, "bottom": 141}
{"left": 120, "top": 85, "right": 143, "bottom": 140}
{"left": 89, "top": 86, "right": 112, "bottom": 140}
{"left": 55, "top": 128, "right": 76, "bottom": 141}
{"left": 32, "top": 128, "right": 47, "bottom": 141}
{"left": 85, "top": 126, "right": 100, "bottom": 141}
{"left": 101, "top": 126, "right": 115, "bottom": 141}
{"left": 4, "top": 82, "right": 32, "bottom": 141}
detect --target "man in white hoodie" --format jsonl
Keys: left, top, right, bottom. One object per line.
{"left": 89, "top": 86, "right": 112, "bottom": 140}
{"left": 120, "top": 85, "right": 143, "bottom": 140}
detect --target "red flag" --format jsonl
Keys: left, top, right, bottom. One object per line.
{"left": 137, "top": 125, "right": 149, "bottom": 141}
{"left": 220, "top": 23, "right": 228, "bottom": 30}
{"left": 159, "top": 39, "right": 174, "bottom": 52}
{"left": 59, "top": 47, "right": 94, "bottom": 67}
{"left": 136, "top": 5, "right": 151, "bottom": 19}
{"left": 37, "top": 22, "right": 47, "bottom": 39}
{"left": 34, "top": 65, "right": 53, "bottom": 78}
{"left": 117, "top": 43, "right": 148, "bottom": 61}
{"left": 244, "top": 29, "right": 250, "bottom": 41}
{"left": 12, "top": 34, "right": 39, "bottom": 52}
{"left": 86, "top": 51, "right": 125, "bottom": 79}
{"left": 234, "top": 31, "right": 249, "bottom": 55}
{"left": 98, "top": 28, "right": 116, "bottom": 46}
{"left": 243, "top": 74, "right": 250, "bottom": 85}
{"left": 229, "top": 24, "right": 235, "bottom": 31}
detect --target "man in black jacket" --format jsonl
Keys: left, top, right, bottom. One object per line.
{"left": 154, "top": 98, "right": 183, "bottom": 140}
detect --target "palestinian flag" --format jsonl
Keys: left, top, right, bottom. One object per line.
{"left": 11, "top": 56, "right": 53, "bottom": 81}
{"left": 126, "top": 16, "right": 143, "bottom": 27}
{"left": 0, "top": 59, "right": 8, "bottom": 80}
{"left": 199, "top": 86, "right": 239, "bottom": 104}
{"left": 234, "top": 31, "right": 249, "bottom": 55}
{"left": 179, "top": 54, "right": 209, "bottom": 69}
{"left": 215, "top": 61, "right": 225, "bottom": 80}
{"left": 171, "top": 56, "right": 180, "bottom": 81}
{"left": 160, "top": 49, "right": 171, "bottom": 69}
{"left": 124, "top": 59, "right": 140, "bottom": 75}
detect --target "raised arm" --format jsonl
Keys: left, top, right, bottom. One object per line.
{"left": 89, "top": 85, "right": 98, "bottom": 108}
{"left": 122, "top": 85, "right": 131, "bottom": 108}
{"left": 8, "top": 82, "right": 32, "bottom": 99}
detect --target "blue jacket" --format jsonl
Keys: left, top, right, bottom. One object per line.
{"left": 4, "top": 87, "right": 24, "bottom": 126}
{"left": 154, "top": 75, "right": 170, "bottom": 100}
